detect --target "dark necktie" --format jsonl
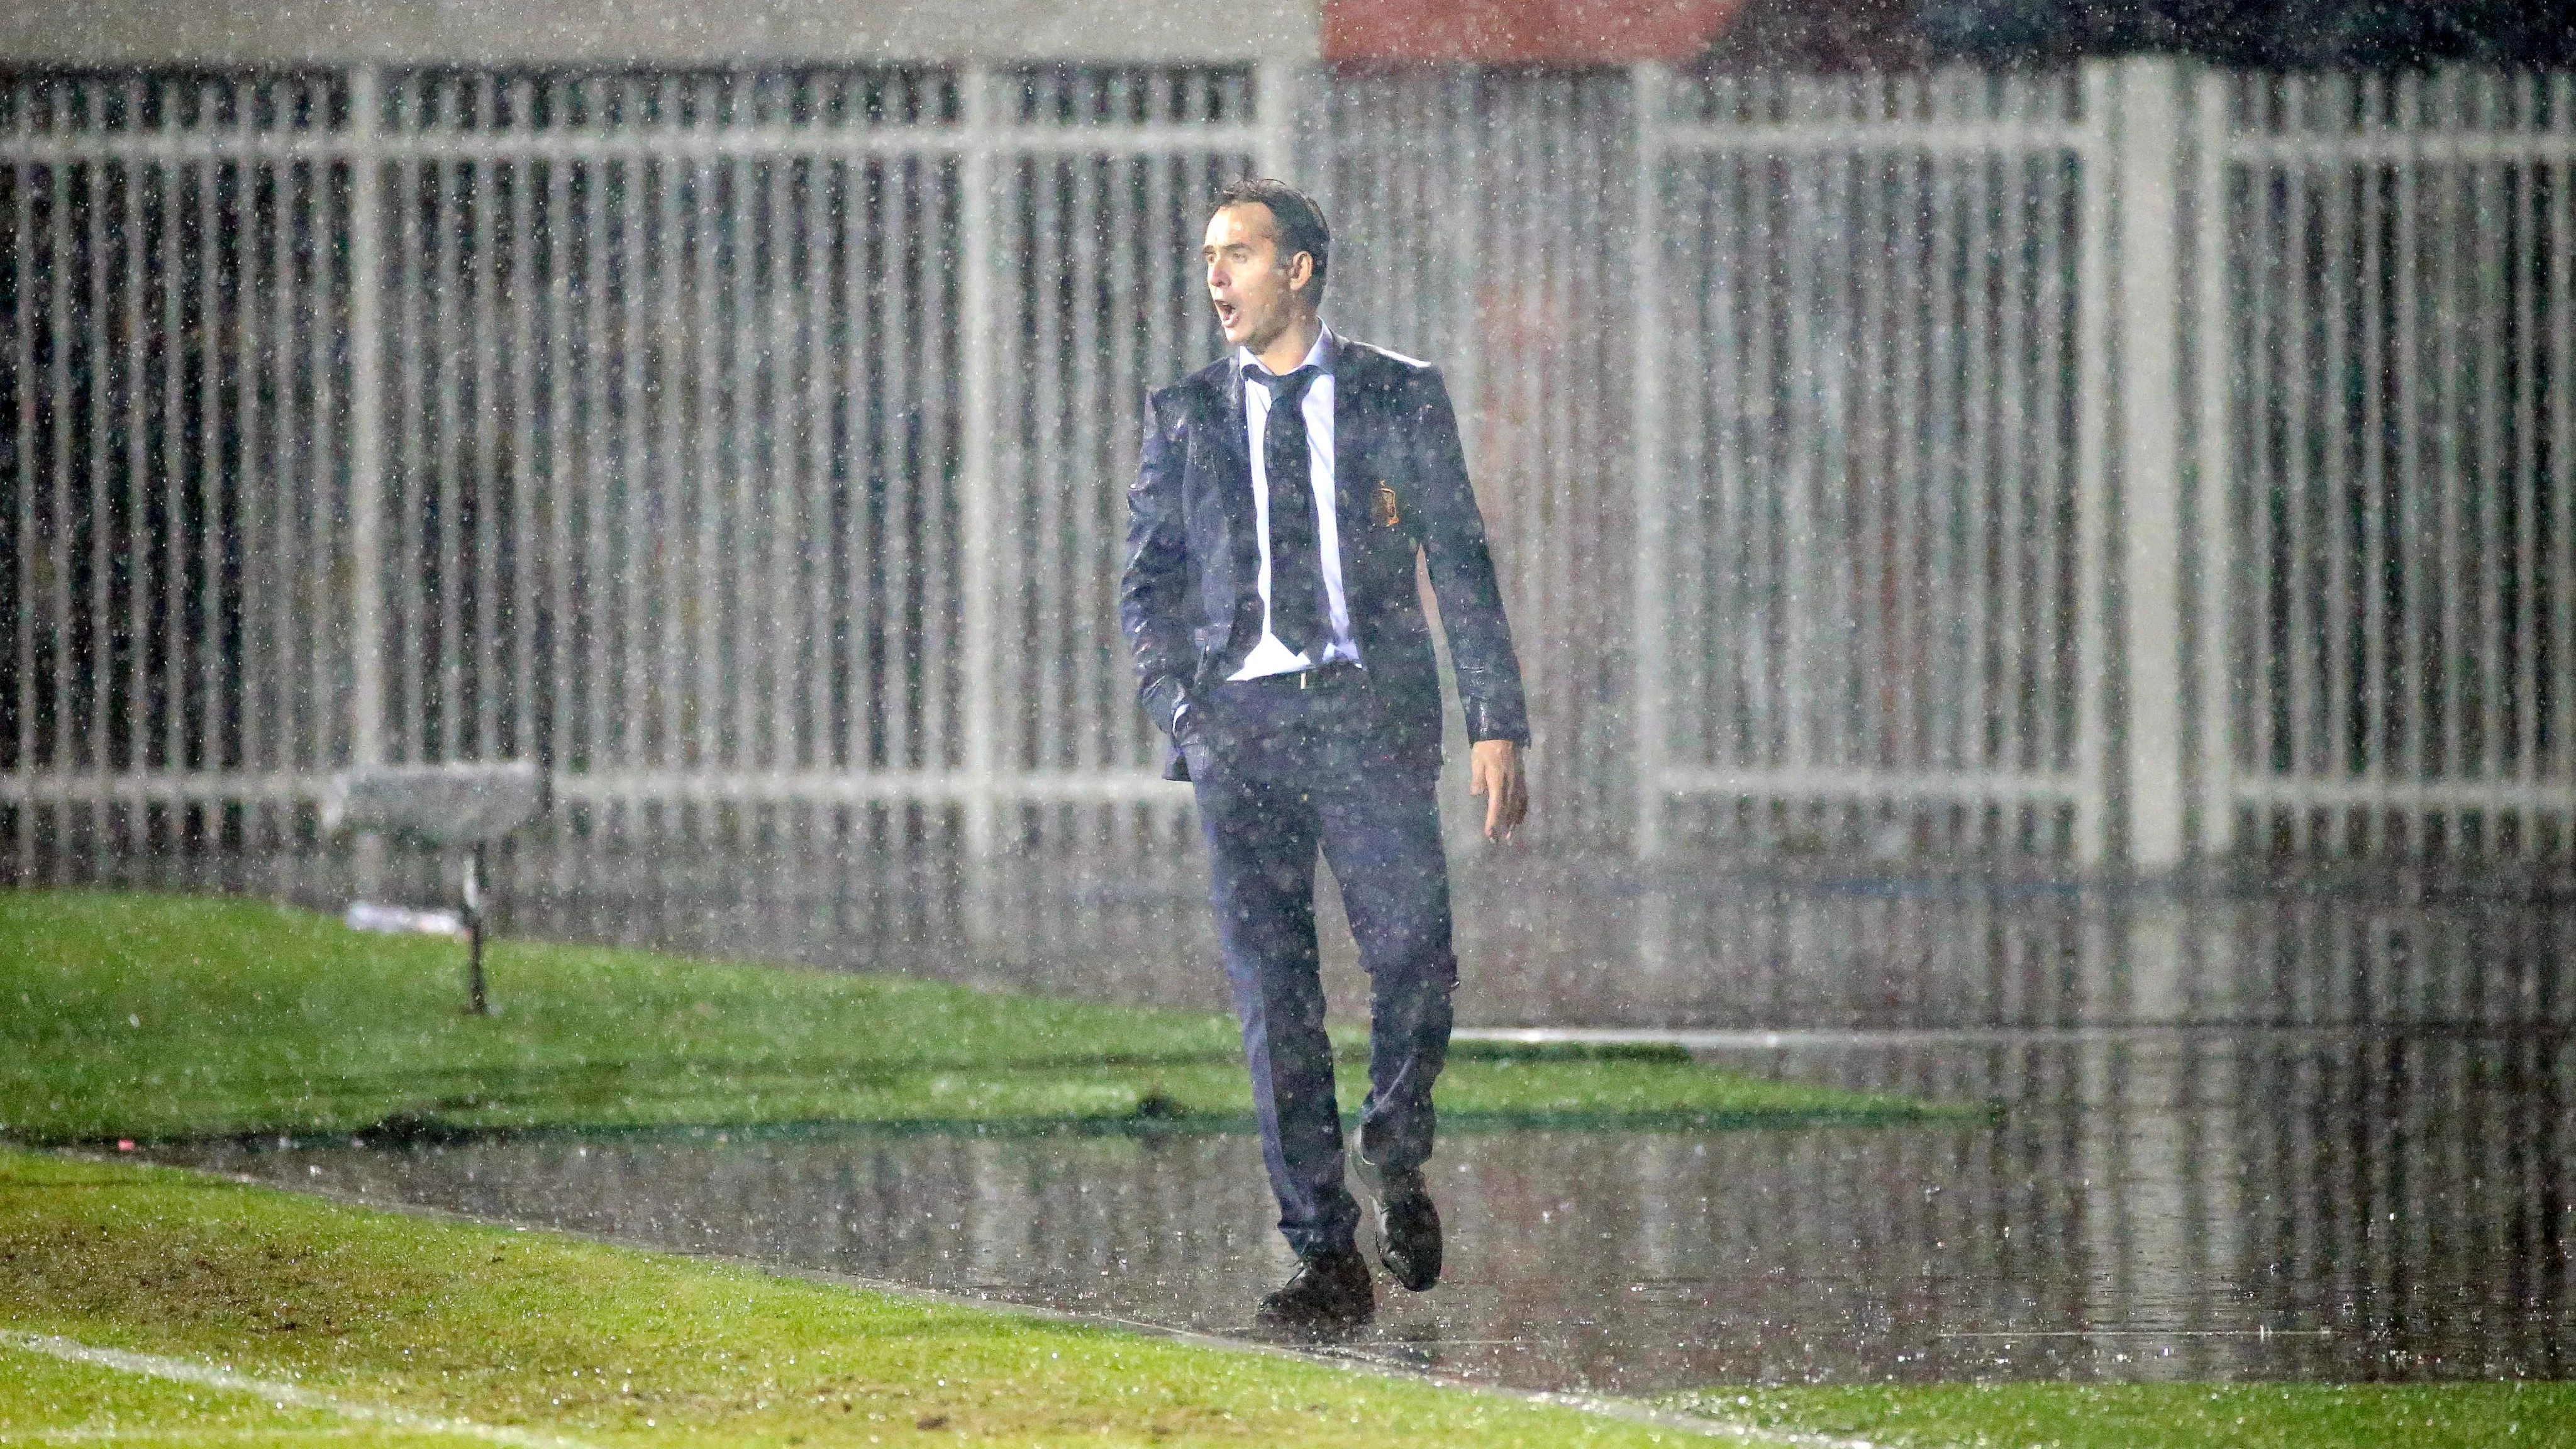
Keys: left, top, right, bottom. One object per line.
{"left": 1251, "top": 364, "right": 1326, "bottom": 657}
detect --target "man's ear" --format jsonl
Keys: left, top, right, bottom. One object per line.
{"left": 1286, "top": 250, "right": 1315, "bottom": 295}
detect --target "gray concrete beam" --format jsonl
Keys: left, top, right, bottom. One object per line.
{"left": 0, "top": 0, "right": 1321, "bottom": 66}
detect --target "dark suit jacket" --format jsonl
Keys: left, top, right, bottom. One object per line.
{"left": 1119, "top": 334, "right": 1530, "bottom": 782}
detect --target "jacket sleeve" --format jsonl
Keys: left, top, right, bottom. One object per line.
{"left": 1407, "top": 366, "right": 1531, "bottom": 746}
{"left": 1119, "top": 387, "right": 1196, "bottom": 743}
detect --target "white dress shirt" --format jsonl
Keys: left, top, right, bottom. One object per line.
{"left": 1230, "top": 324, "right": 1362, "bottom": 680}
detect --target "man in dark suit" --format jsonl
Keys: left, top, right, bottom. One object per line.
{"left": 1119, "top": 177, "right": 1530, "bottom": 1332}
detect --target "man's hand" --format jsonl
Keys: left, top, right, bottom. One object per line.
{"left": 1468, "top": 739, "right": 1527, "bottom": 843}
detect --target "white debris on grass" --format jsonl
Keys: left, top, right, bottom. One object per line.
{"left": 343, "top": 902, "right": 465, "bottom": 938}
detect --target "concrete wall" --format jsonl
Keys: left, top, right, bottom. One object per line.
{"left": 0, "top": 0, "right": 1321, "bottom": 65}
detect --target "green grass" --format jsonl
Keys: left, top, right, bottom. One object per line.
{"left": 1664, "top": 1382, "right": 2576, "bottom": 1448}
{"left": 0, "top": 1145, "right": 1709, "bottom": 1446}
{"left": 0, "top": 889, "right": 1954, "bottom": 1145}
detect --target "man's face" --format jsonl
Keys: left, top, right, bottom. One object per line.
{"left": 1202, "top": 203, "right": 1311, "bottom": 352}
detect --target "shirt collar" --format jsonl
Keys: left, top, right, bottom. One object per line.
{"left": 1236, "top": 321, "right": 1334, "bottom": 382}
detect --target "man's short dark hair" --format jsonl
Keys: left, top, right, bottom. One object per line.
{"left": 1212, "top": 177, "right": 1329, "bottom": 300}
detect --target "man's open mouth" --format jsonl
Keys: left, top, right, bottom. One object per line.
{"left": 1213, "top": 298, "right": 1239, "bottom": 328}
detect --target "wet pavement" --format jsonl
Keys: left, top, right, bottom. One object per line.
{"left": 155, "top": 1023, "right": 2576, "bottom": 1393}
{"left": 99, "top": 841, "right": 2576, "bottom": 1395}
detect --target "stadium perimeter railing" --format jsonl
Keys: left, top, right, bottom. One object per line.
{"left": 4, "top": 60, "right": 2573, "bottom": 870}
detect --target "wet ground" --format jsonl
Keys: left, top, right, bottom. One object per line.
{"left": 155, "top": 1026, "right": 2575, "bottom": 1395}
{"left": 32, "top": 839, "right": 2576, "bottom": 1393}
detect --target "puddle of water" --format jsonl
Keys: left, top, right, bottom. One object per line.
{"left": 155, "top": 1031, "right": 2576, "bottom": 1395}
{"left": 40, "top": 843, "right": 2576, "bottom": 1391}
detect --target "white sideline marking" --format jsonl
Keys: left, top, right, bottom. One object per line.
{"left": 3, "top": 1334, "right": 598, "bottom": 1449}
{"left": 6, "top": 1430, "right": 369, "bottom": 1443}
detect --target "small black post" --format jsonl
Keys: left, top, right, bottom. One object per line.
{"left": 464, "top": 841, "right": 488, "bottom": 1016}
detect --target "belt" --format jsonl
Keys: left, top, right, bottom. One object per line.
{"left": 1231, "top": 660, "right": 1367, "bottom": 693}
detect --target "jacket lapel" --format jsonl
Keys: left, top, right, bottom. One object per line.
{"left": 1190, "top": 360, "right": 1261, "bottom": 630}
{"left": 1218, "top": 363, "right": 1260, "bottom": 583}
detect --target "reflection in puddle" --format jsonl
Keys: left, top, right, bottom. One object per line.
{"left": 43, "top": 844, "right": 2576, "bottom": 1392}
{"left": 158, "top": 1031, "right": 2575, "bottom": 1395}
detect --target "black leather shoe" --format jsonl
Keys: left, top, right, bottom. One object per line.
{"left": 1255, "top": 1246, "right": 1374, "bottom": 1332}
{"left": 1374, "top": 1186, "right": 1442, "bottom": 1292}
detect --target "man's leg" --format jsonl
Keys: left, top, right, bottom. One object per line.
{"left": 1314, "top": 757, "right": 1455, "bottom": 1214}
{"left": 1193, "top": 743, "right": 1359, "bottom": 1260}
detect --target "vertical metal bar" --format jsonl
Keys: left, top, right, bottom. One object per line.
{"left": 2319, "top": 78, "right": 2358, "bottom": 850}
{"left": 1448, "top": 74, "right": 1484, "bottom": 487}
{"left": 724, "top": 152, "right": 755, "bottom": 786}
{"left": 1669, "top": 150, "right": 1709, "bottom": 778}
{"left": 159, "top": 142, "right": 189, "bottom": 787}
{"left": 1629, "top": 61, "right": 1668, "bottom": 857}
{"left": 1257, "top": 59, "right": 1297, "bottom": 184}
{"left": 1723, "top": 148, "right": 1759, "bottom": 794}
{"left": 192, "top": 118, "right": 223, "bottom": 792}
{"left": 2473, "top": 77, "right": 2509, "bottom": 817}
{"left": 1990, "top": 143, "right": 2028, "bottom": 790}
{"left": 798, "top": 152, "right": 831, "bottom": 780}
{"left": 506, "top": 96, "right": 538, "bottom": 763}
{"left": 1509, "top": 79, "right": 1547, "bottom": 780}
{"left": 2279, "top": 77, "right": 2317, "bottom": 853}
{"left": 1958, "top": 132, "right": 1996, "bottom": 794}
{"left": 696, "top": 150, "right": 726, "bottom": 791}
{"left": 2195, "top": 69, "right": 2235, "bottom": 857}
{"left": 47, "top": 142, "right": 75, "bottom": 791}
{"left": 764, "top": 147, "right": 799, "bottom": 780}
{"left": 545, "top": 135, "right": 575, "bottom": 784}
{"left": 2434, "top": 75, "right": 2467, "bottom": 850}
{"left": 453, "top": 127, "right": 485, "bottom": 763}
{"left": 1892, "top": 145, "right": 1928, "bottom": 783}
{"left": 2030, "top": 136, "right": 2072, "bottom": 835}
{"left": 433, "top": 140, "right": 467, "bottom": 763}
{"left": 585, "top": 141, "right": 620, "bottom": 789}
{"left": 854, "top": 156, "right": 888, "bottom": 773}
{"left": 589, "top": 128, "right": 624, "bottom": 806}
{"left": 2122, "top": 58, "right": 2191, "bottom": 870}
{"left": 2511, "top": 80, "right": 2542, "bottom": 818}
{"left": 124, "top": 123, "right": 151, "bottom": 798}
{"left": 263, "top": 151, "right": 297, "bottom": 818}
{"left": 8, "top": 155, "right": 33, "bottom": 851}
{"left": 2394, "top": 73, "right": 2426, "bottom": 848}
{"left": 1099, "top": 150, "right": 1139, "bottom": 777}
{"left": 1037, "top": 143, "right": 1069, "bottom": 828}
{"left": 960, "top": 66, "right": 1002, "bottom": 858}
{"left": 236, "top": 145, "right": 268, "bottom": 823}
{"left": 1926, "top": 136, "right": 1961, "bottom": 780}
{"left": 1033, "top": 151, "right": 1070, "bottom": 778}
{"left": 2072, "top": 60, "right": 2116, "bottom": 867}
{"left": 2555, "top": 76, "right": 2576, "bottom": 819}
{"left": 680, "top": 142, "right": 714, "bottom": 793}
{"left": 394, "top": 93, "right": 431, "bottom": 769}
{"left": 1748, "top": 131, "right": 1784, "bottom": 787}
{"left": 87, "top": 143, "right": 115, "bottom": 802}
{"left": 468, "top": 93, "right": 503, "bottom": 763}
{"left": 918, "top": 153, "right": 953, "bottom": 778}
{"left": 631, "top": 123, "right": 664, "bottom": 798}
{"left": 2357, "top": 77, "right": 2392, "bottom": 853}
{"left": 287, "top": 155, "right": 319, "bottom": 786}
{"left": 6, "top": 116, "right": 40, "bottom": 830}
{"left": 1560, "top": 78, "right": 1604, "bottom": 830}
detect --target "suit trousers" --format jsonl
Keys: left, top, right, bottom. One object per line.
{"left": 1188, "top": 667, "right": 1456, "bottom": 1258}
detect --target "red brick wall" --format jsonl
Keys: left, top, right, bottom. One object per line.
{"left": 1323, "top": 0, "right": 1745, "bottom": 62}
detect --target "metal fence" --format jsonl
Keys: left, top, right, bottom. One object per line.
{"left": 2219, "top": 70, "right": 2576, "bottom": 860}
{"left": 5, "top": 58, "right": 2575, "bottom": 871}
